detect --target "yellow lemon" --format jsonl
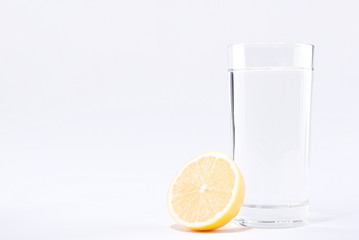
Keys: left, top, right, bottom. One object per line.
{"left": 167, "top": 152, "right": 245, "bottom": 230}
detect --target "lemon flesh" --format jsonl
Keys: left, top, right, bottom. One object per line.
{"left": 167, "top": 152, "right": 245, "bottom": 230}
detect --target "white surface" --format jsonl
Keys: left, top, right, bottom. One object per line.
{"left": 0, "top": 0, "right": 358, "bottom": 239}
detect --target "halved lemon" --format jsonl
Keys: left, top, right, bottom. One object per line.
{"left": 167, "top": 152, "right": 245, "bottom": 230}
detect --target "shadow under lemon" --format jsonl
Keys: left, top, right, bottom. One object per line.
{"left": 170, "top": 223, "right": 251, "bottom": 233}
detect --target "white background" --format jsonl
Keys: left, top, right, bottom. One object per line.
{"left": 1, "top": 0, "right": 358, "bottom": 239}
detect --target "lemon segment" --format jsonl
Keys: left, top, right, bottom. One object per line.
{"left": 167, "top": 152, "right": 245, "bottom": 230}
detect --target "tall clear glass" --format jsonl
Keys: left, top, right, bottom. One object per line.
{"left": 229, "top": 44, "right": 314, "bottom": 228}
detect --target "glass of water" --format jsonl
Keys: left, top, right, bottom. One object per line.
{"left": 229, "top": 44, "right": 314, "bottom": 228}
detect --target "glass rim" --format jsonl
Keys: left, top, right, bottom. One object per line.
{"left": 228, "top": 43, "right": 314, "bottom": 70}
{"left": 228, "top": 43, "right": 314, "bottom": 48}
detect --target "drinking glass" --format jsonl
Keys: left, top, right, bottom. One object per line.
{"left": 229, "top": 44, "right": 314, "bottom": 228}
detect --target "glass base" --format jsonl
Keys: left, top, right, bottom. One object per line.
{"left": 233, "top": 218, "right": 307, "bottom": 228}
{"left": 233, "top": 203, "right": 308, "bottom": 228}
